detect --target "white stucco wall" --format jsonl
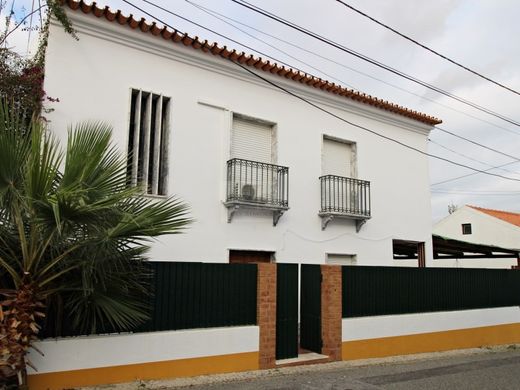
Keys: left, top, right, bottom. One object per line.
{"left": 342, "top": 306, "right": 520, "bottom": 341}
{"left": 43, "top": 12, "right": 435, "bottom": 266}
{"left": 434, "top": 206, "right": 520, "bottom": 249}
{"left": 27, "top": 326, "right": 259, "bottom": 374}
{"left": 433, "top": 206, "right": 520, "bottom": 268}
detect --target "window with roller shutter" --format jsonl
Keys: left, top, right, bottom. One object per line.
{"left": 231, "top": 116, "right": 274, "bottom": 163}
{"left": 225, "top": 115, "right": 288, "bottom": 225}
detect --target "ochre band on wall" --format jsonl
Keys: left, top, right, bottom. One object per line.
{"left": 28, "top": 351, "right": 259, "bottom": 390}
{"left": 342, "top": 323, "right": 520, "bottom": 360}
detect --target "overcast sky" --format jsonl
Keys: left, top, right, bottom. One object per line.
{"left": 3, "top": 0, "right": 520, "bottom": 222}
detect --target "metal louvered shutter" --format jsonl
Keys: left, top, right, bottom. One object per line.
{"left": 231, "top": 117, "right": 273, "bottom": 163}
{"left": 322, "top": 138, "right": 352, "bottom": 176}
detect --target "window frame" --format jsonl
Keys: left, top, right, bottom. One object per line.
{"left": 462, "top": 223, "right": 472, "bottom": 235}
{"left": 127, "top": 88, "right": 171, "bottom": 197}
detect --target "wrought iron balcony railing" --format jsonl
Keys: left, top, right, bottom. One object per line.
{"left": 226, "top": 158, "right": 289, "bottom": 208}
{"left": 319, "top": 175, "right": 371, "bottom": 229}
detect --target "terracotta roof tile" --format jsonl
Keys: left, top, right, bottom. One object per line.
{"left": 59, "top": 0, "right": 442, "bottom": 126}
{"left": 468, "top": 205, "right": 520, "bottom": 228}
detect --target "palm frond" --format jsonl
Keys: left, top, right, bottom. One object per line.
{"left": 0, "top": 99, "right": 191, "bottom": 339}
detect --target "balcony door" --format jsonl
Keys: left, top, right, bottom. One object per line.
{"left": 230, "top": 116, "right": 275, "bottom": 204}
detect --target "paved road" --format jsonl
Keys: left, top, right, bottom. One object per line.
{"left": 180, "top": 349, "right": 520, "bottom": 390}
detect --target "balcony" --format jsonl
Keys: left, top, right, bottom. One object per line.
{"left": 225, "top": 158, "right": 289, "bottom": 226}
{"left": 319, "top": 175, "right": 371, "bottom": 231}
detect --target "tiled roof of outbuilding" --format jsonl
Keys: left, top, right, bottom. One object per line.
{"left": 468, "top": 205, "right": 520, "bottom": 228}
{"left": 60, "top": 0, "right": 442, "bottom": 126}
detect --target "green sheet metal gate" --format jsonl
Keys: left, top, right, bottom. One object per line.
{"left": 276, "top": 263, "right": 298, "bottom": 359}
{"left": 276, "top": 264, "right": 322, "bottom": 360}
{"left": 300, "top": 264, "right": 322, "bottom": 353}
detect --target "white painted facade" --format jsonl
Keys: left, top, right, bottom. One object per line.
{"left": 43, "top": 10, "right": 436, "bottom": 266}
{"left": 433, "top": 205, "right": 520, "bottom": 268}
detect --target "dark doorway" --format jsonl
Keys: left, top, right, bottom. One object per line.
{"left": 393, "top": 239, "right": 426, "bottom": 267}
{"left": 275, "top": 263, "right": 299, "bottom": 360}
{"left": 300, "top": 264, "right": 322, "bottom": 353}
{"left": 229, "top": 250, "right": 274, "bottom": 264}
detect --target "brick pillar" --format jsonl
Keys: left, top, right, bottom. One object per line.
{"left": 257, "top": 263, "right": 277, "bottom": 369}
{"left": 321, "top": 265, "right": 342, "bottom": 361}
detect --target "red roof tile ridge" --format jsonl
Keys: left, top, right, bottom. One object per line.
{"left": 467, "top": 204, "right": 520, "bottom": 227}
{"left": 467, "top": 205, "right": 520, "bottom": 216}
{"left": 59, "top": 0, "right": 442, "bottom": 126}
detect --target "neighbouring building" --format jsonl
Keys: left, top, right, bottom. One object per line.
{"left": 43, "top": 0, "right": 442, "bottom": 266}
{"left": 433, "top": 205, "right": 520, "bottom": 268}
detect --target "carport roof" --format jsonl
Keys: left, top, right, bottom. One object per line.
{"left": 432, "top": 234, "right": 520, "bottom": 259}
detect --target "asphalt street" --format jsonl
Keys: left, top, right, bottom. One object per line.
{"left": 180, "top": 348, "right": 520, "bottom": 390}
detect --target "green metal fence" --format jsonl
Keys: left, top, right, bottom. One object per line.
{"left": 42, "top": 261, "right": 258, "bottom": 337}
{"left": 142, "top": 262, "right": 257, "bottom": 331}
{"left": 342, "top": 266, "right": 520, "bottom": 318}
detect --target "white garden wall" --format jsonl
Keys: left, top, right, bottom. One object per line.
{"left": 27, "top": 326, "right": 259, "bottom": 389}
{"left": 341, "top": 307, "right": 520, "bottom": 360}
{"left": 342, "top": 306, "right": 520, "bottom": 341}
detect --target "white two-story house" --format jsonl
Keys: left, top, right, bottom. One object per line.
{"left": 43, "top": 0, "right": 442, "bottom": 266}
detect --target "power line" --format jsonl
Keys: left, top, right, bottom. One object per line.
{"left": 188, "top": 0, "right": 520, "bottom": 138}
{"left": 431, "top": 160, "right": 520, "bottom": 186}
{"left": 126, "top": 0, "right": 311, "bottom": 78}
{"left": 184, "top": 0, "right": 358, "bottom": 90}
{"left": 37, "top": 0, "right": 43, "bottom": 30}
{"left": 434, "top": 126, "right": 520, "bottom": 162}
{"left": 26, "top": 0, "right": 35, "bottom": 54}
{"left": 123, "top": 0, "right": 520, "bottom": 184}
{"left": 146, "top": 0, "right": 520, "bottom": 165}
{"left": 431, "top": 189, "right": 520, "bottom": 196}
{"left": 334, "top": 0, "right": 520, "bottom": 97}
{"left": 230, "top": 0, "right": 520, "bottom": 128}
{"left": 189, "top": 0, "right": 520, "bottom": 167}
{"left": 428, "top": 139, "right": 520, "bottom": 176}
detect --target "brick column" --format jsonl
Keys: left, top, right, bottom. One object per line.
{"left": 257, "top": 263, "right": 277, "bottom": 369}
{"left": 321, "top": 265, "right": 342, "bottom": 361}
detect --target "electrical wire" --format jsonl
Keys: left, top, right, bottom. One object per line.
{"left": 186, "top": 0, "right": 520, "bottom": 138}
{"left": 428, "top": 139, "right": 520, "bottom": 176}
{"left": 122, "top": 0, "right": 520, "bottom": 184}
{"left": 132, "top": 0, "right": 307, "bottom": 76}
{"left": 431, "top": 189, "right": 520, "bottom": 196}
{"left": 434, "top": 126, "right": 520, "bottom": 162}
{"left": 37, "top": 0, "right": 43, "bottom": 30}
{"left": 431, "top": 159, "right": 520, "bottom": 186}
{"left": 145, "top": 0, "right": 520, "bottom": 165}
{"left": 184, "top": 0, "right": 358, "bottom": 90}
{"left": 26, "top": 0, "right": 35, "bottom": 54}
{"left": 231, "top": 0, "right": 520, "bottom": 128}
{"left": 334, "top": 0, "right": 520, "bottom": 97}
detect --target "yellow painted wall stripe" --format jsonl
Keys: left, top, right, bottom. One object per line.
{"left": 28, "top": 351, "right": 259, "bottom": 390}
{"left": 343, "top": 322, "right": 520, "bottom": 360}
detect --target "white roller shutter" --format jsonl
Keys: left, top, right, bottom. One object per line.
{"left": 231, "top": 117, "right": 273, "bottom": 163}
{"left": 322, "top": 138, "right": 352, "bottom": 177}
{"left": 326, "top": 254, "right": 357, "bottom": 265}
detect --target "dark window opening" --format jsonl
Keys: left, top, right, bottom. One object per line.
{"left": 462, "top": 223, "right": 472, "bottom": 235}
{"left": 393, "top": 239, "right": 426, "bottom": 268}
{"left": 229, "top": 250, "right": 275, "bottom": 264}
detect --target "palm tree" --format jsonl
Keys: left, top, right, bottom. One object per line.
{"left": 0, "top": 100, "right": 191, "bottom": 385}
